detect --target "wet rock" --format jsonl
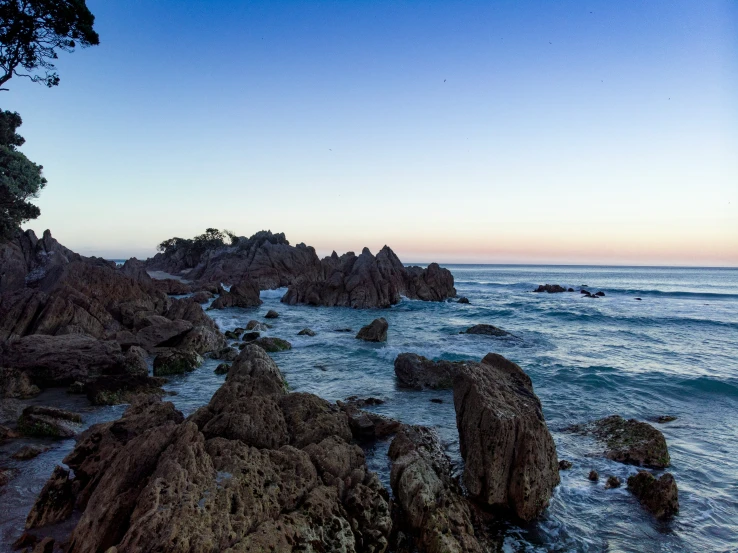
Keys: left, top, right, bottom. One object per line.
{"left": 246, "top": 319, "right": 269, "bottom": 331}
{"left": 209, "top": 277, "right": 262, "bottom": 309}
{"left": 31, "top": 537, "right": 55, "bottom": 553}
{"left": 388, "top": 425, "right": 489, "bottom": 553}
{"left": 0, "top": 424, "right": 20, "bottom": 441}
{"left": 588, "top": 470, "right": 599, "bottom": 482}
{"left": 635, "top": 297, "right": 642, "bottom": 301}
{"left": 627, "top": 471, "right": 679, "bottom": 519}
{"left": 595, "top": 291, "right": 605, "bottom": 297}
{"left": 84, "top": 374, "right": 166, "bottom": 406}
{"left": 430, "top": 398, "right": 444, "bottom": 404}
{"left": 26, "top": 466, "right": 75, "bottom": 528}
{"left": 171, "top": 325, "right": 227, "bottom": 355}
{"left": 457, "top": 296, "right": 470, "bottom": 304}
{"left": 209, "top": 346, "right": 238, "bottom": 361}
{"left": 605, "top": 476, "right": 621, "bottom": 489}
{"left": 242, "top": 331, "right": 260, "bottom": 342}
{"left": 334, "top": 327, "right": 353, "bottom": 332}
{"left": 152, "top": 349, "right": 203, "bottom": 376}
{"left": 17, "top": 406, "right": 82, "bottom": 438}
{"left": 394, "top": 353, "right": 464, "bottom": 390}
{"left": 0, "top": 367, "right": 40, "bottom": 398}
{"left": 224, "top": 329, "right": 241, "bottom": 340}
{"left": 343, "top": 396, "right": 385, "bottom": 408}
{"left": 355, "top": 317, "right": 388, "bottom": 342}
{"left": 298, "top": 327, "right": 316, "bottom": 336}
{"left": 655, "top": 415, "right": 677, "bottom": 424}
{"left": 190, "top": 290, "right": 213, "bottom": 304}
{"left": 453, "top": 353, "right": 560, "bottom": 521}
{"left": 567, "top": 288, "right": 574, "bottom": 292}
{"left": 559, "top": 460, "right": 573, "bottom": 470}
{"left": 533, "top": 284, "right": 567, "bottom": 293}
{"left": 265, "top": 309, "right": 279, "bottom": 318}
{"left": 571, "top": 415, "right": 670, "bottom": 468}
{"left": 337, "top": 401, "right": 401, "bottom": 441}
{"left": 67, "top": 381, "right": 85, "bottom": 394}
{"left": 12, "top": 445, "right": 49, "bottom": 460}
{"left": 214, "top": 362, "right": 230, "bottom": 375}
{"left": 463, "top": 323, "right": 509, "bottom": 337}
{"left": 122, "top": 345, "right": 148, "bottom": 376}
{"left": 0, "top": 335, "right": 126, "bottom": 386}
{"left": 135, "top": 319, "right": 192, "bottom": 351}
{"left": 253, "top": 337, "right": 292, "bottom": 352}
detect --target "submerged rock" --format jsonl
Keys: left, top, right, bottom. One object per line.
{"left": 559, "top": 460, "right": 573, "bottom": 470}
{"left": 627, "top": 471, "right": 679, "bottom": 519}
{"left": 394, "top": 353, "right": 464, "bottom": 390}
{"left": 454, "top": 353, "right": 560, "bottom": 521}
{"left": 588, "top": 470, "right": 599, "bottom": 482}
{"left": 605, "top": 476, "right": 622, "bottom": 489}
{"left": 462, "top": 324, "right": 509, "bottom": 337}
{"left": 12, "top": 445, "right": 49, "bottom": 460}
{"left": 457, "top": 296, "right": 470, "bottom": 304}
{"left": 356, "top": 317, "right": 388, "bottom": 342}
{"left": 214, "top": 362, "right": 230, "bottom": 375}
{"left": 17, "top": 405, "right": 82, "bottom": 438}
{"left": 253, "top": 336, "right": 292, "bottom": 352}
{"left": 655, "top": 415, "right": 677, "bottom": 424}
{"left": 152, "top": 349, "right": 203, "bottom": 376}
{"left": 264, "top": 309, "right": 279, "bottom": 319}
{"left": 571, "top": 415, "right": 670, "bottom": 468}
{"left": 298, "top": 327, "right": 316, "bottom": 336}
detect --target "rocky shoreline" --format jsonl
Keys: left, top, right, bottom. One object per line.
{"left": 0, "top": 229, "right": 680, "bottom": 551}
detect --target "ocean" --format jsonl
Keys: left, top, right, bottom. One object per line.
{"left": 2, "top": 265, "right": 737, "bottom": 552}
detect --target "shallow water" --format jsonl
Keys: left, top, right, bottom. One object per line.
{"left": 2, "top": 265, "right": 737, "bottom": 552}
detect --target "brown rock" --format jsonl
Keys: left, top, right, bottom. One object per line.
{"left": 533, "top": 284, "right": 567, "bottom": 293}
{"left": 17, "top": 405, "right": 82, "bottom": 438}
{"left": 588, "top": 470, "right": 599, "bottom": 481}
{"left": 356, "top": 317, "right": 388, "bottom": 342}
{"left": 394, "top": 353, "right": 464, "bottom": 389}
{"left": 152, "top": 349, "right": 202, "bottom": 376}
{"left": 453, "top": 353, "right": 560, "bottom": 521}
{"left": 84, "top": 374, "right": 166, "bottom": 405}
{"left": 210, "top": 278, "right": 262, "bottom": 309}
{"left": 190, "top": 290, "right": 213, "bottom": 303}
{"left": 265, "top": 309, "right": 279, "bottom": 318}
{"left": 605, "top": 475, "right": 621, "bottom": 489}
{"left": 253, "top": 336, "right": 292, "bottom": 352}
{"left": 463, "top": 323, "right": 510, "bottom": 337}
{"left": 135, "top": 319, "right": 192, "bottom": 350}
{"left": 26, "top": 466, "right": 75, "bottom": 528}
{"left": 627, "top": 471, "right": 679, "bottom": 519}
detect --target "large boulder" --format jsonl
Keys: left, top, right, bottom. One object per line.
{"left": 356, "top": 317, "right": 388, "bottom": 342}
{"left": 533, "top": 284, "right": 567, "bottom": 293}
{"left": 209, "top": 278, "right": 262, "bottom": 309}
{"left": 388, "top": 425, "right": 490, "bottom": 553}
{"left": 453, "top": 353, "right": 560, "bottom": 521}
{"left": 253, "top": 336, "right": 292, "bottom": 352}
{"left": 404, "top": 262, "right": 457, "bottom": 301}
{"left": 25, "top": 346, "right": 392, "bottom": 552}
{"left": 17, "top": 405, "right": 82, "bottom": 438}
{"left": 627, "top": 471, "right": 679, "bottom": 519}
{"left": 152, "top": 349, "right": 203, "bottom": 376}
{"left": 394, "top": 353, "right": 464, "bottom": 390}
{"left": 571, "top": 415, "right": 670, "bottom": 468}
{"left": 0, "top": 334, "right": 126, "bottom": 386}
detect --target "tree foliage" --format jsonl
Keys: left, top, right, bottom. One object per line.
{"left": 0, "top": 0, "right": 99, "bottom": 90}
{"left": 157, "top": 228, "right": 238, "bottom": 256}
{"left": 0, "top": 109, "right": 45, "bottom": 238}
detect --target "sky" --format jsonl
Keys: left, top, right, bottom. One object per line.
{"left": 5, "top": 0, "right": 737, "bottom": 265}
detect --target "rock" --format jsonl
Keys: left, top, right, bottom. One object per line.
{"left": 242, "top": 331, "right": 260, "bottom": 342}
{"left": 152, "top": 349, "right": 203, "bottom": 376}
{"left": 209, "top": 278, "right": 262, "bottom": 309}
{"left": 595, "top": 291, "right": 605, "bottom": 297}
{"left": 31, "top": 537, "right": 55, "bottom": 553}
{"left": 355, "top": 317, "right": 388, "bottom": 342}
{"left": 122, "top": 345, "right": 148, "bottom": 376}
{"left": 67, "top": 381, "right": 85, "bottom": 394}
{"left": 135, "top": 319, "right": 192, "bottom": 351}
{"left": 224, "top": 329, "right": 241, "bottom": 340}
{"left": 253, "top": 337, "right": 292, "bottom": 352}
{"left": 282, "top": 246, "right": 455, "bottom": 308}
{"left": 567, "top": 288, "right": 574, "bottom": 292}
{"left": 337, "top": 401, "right": 401, "bottom": 441}
{"left": 453, "top": 353, "right": 560, "bottom": 521}
{"left": 388, "top": 425, "right": 490, "bottom": 553}
{"left": 265, "top": 309, "right": 279, "bottom": 318}
{"left": 12, "top": 532, "right": 38, "bottom": 550}
{"left": 571, "top": 415, "right": 670, "bottom": 468}
{"left": 430, "top": 398, "right": 443, "bottom": 404}
{"left": 655, "top": 415, "right": 677, "bottom": 423}
{"left": 334, "top": 328, "right": 352, "bottom": 332}
{"left": 190, "top": 290, "right": 213, "bottom": 303}
{"left": 25, "top": 466, "right": 75, "bottom": 528}
{"left": 298, "top": 327, "right": 316, "bottom": 336}
{"left": 394, "top": 353, "right": 464, "bottom": 390}
{"left": 209, "top": 346, "right": 238, "bottom": 361}
{"left": 627, "top": 471, "right": 679, "bottom": 519}
{"left": 17, "top": 405, "right": 82, "bottom": 438}
{"left": 12, "top": 445, "right": 49, "bottom": 460}
{"left": 214, "top": 363, "right": 230, "bottom": 375}
{"left": 172, "top": 324, "right": 226, "bottom": 355}
{"left": 559, "top": 460, "right": 573, "bottom": 470}
{"left": 1, "top": 424, "right": 20, "bottom": 441}
{"left": 457, "top": 296, "right": 470, "bottom": 304}
{"left": 0, "top": 467, "right": 13, "bottom": 486}
{"left": 605, "top": 476, "right": 621, "bottom": 489}
{"left": 151, "top": 278, "right": 192, "bottom": 295}
{"left": 0, "top": 367, "right": 40, "bottom": 398}
{"left": 533, "top": 284, "right": 567, "bottom": 293}
{"left": 463, "top": 323, "right": 509, "bottom": 336}
{"left": 0, "top": 334, "right": 126, "bottom": 386}
{"left": 84, "top": 374, "right": 166, "bottom": 405}
{"left": 245, "top": 319, "right": 268, "bottom": 331}
{"left": 635, "top": 297, "right": 642, "bottom": 301}
{"left": 588, "top": 470, "right": 599, "bottom": 481}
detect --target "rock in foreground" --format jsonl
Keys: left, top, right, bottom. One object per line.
{"left": 356, "top": 318, "right": 388, "bottom": 342}
{"left": 453, "top": 353, "right": 560, "bottom": 520}
{"left": 627, "top": 471, "right": 679, "bottom": 519}
{"left": 393, "top": 353, "right": 465, "bottom": 390}
{"left": 572, "top": 415, "right": 670, "bottom": 468}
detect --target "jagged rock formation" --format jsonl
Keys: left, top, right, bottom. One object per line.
{"left": 627, "top": 471, "right": 679, "bottom": 519}
{"left": 570, "top": 415, "right": 671, "bottom": 468}
{"left": 394, "top": 353, "right": 465, "bottom": 390}
{"left": 453, "top": 353, "right": 560, "bottom": 521}
{"left": 281, "top": 246, "right": 456, "bottom": 308}
{"left": 24, "top": 346, "right": 393, "bottom": 552}
{"left": 388, "top": 425, "right": 491, "bottom": 553}
{"left": 209, "top": 278, "right": 262, "bottom": 309}
{"left": 356, "top": 318, "right": 388, "bottom": 342}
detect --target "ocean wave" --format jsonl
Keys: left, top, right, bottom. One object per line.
{"left": 260, "top": 287, "right": 288, "bottom": 299}
{"left": 678, "top": 377, "right": 738, "bottom": 398}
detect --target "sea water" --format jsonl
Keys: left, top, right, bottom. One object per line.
{"left": 2, "top": 265, "right": 737, "bottom": 552}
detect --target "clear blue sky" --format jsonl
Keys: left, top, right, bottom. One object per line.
{"left": 5, "top": 0, "right": 737, "bottom": 264}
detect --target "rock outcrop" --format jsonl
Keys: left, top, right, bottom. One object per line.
{"left": 356, "top": 318, "right": 388, "bottom": 342}
{"left": 388, "top": 425, "right": 491, "bottom": 553}
{"left": 281, "top": 246, "right": 455, "bottom": 309}
{"left": 627, "top": 471, "right": 679, "bottom": 519}
{"left": 571, "top": 415, "right": 670, "bottom": 468}
{"left": 463, "top": 324, "right": 509, "bottom": 337}
{"left": 25, "top": 346, "right": 393, "bottom": 552}
{"left": 393, "top": 353, "right": 465, "bottom": 390}
{"left": 453, "top": 353, "right": 560, "bottom": 521}
{"left": 533, "top": 284, "right": 567, "bottom": 293}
